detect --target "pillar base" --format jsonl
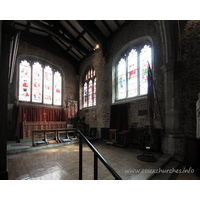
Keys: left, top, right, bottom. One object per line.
{"left": 162, "top": 133, "right": 184, "bottom": 156}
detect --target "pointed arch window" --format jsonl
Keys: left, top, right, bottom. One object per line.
{"left": 83, "top": 68, "right": 96, "bottom": 108}
{"left": 18, "top": 58, "right": 62, "bottom": 106}
{"left": 116, "top": 44, "right": 152, "bottom": 100}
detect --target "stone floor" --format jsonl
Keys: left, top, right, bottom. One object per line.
{"left": 7, "top": 140, "right": 199, "bottom": 180}
{"left": 7, "top": 140, "right": 159, "bottom": 180}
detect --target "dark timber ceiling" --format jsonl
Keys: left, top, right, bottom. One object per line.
{"left": 14, "top": 20, "right": 132, "bottom": 73}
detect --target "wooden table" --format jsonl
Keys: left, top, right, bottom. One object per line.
{"left": 32, "top": 128, "right": 77, "bottom": 146}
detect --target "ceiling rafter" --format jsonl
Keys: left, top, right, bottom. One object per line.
{"left": 106, "top": 20, "right": 133, "bottom": 41}
{"left": 67, "top": 21, "right": 94, "bottom": 50}
{"left": 77, "top": 20, "right": 107, "bottom": 56}
{"left": 80, "top": 31, "right": 95, "bottom": 50}
{"left": 114, "top": 20, "right": 120, "bottom": 28}
{"left": 54, "top": 25, "right": 87, "bottom": 60}
{"left": 30, "top": 20, "right": 90, "bottom": 55}
{"left": 13, "top": 20, "right": 133, "bottom": 74}
{"left": 56, "top": 21, "right": 79, "bottom": 45}
{"left": 51, "top": 20, "right": 94, "bottom": 59}
{"left": 66, "top": 20, "right": 81, "bottom": 36}
{"left": 56, "top": 21, "right": 86, "bottom": 59}
{"left": 26, "top": 21, "right": 31, "bottom": 33}
{"left": 86, "top": 31, "right": 98, "bottom": 44}
{"left": 20, "top": 31, "right": 79, "bottom": 71}
{"left": 102, "top": 20, "right": 113, "bottom": 34}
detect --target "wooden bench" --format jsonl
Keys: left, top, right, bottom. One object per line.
{"left": 32, "top": 128, "right": 77, "bottom": 146}
{"left": 57, "top": 128, "right": 77, "bottom": 142}
{"left": 32, "top": 129, "right": 58, "bottom": 147}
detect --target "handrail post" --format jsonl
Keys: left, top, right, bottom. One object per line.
{"left": 94, "top": 154, "right": 98, "bottom": 180}
{"left": 79, "top": 134, "right": 82, "bottom": 180}
{"left": 77, "top": 129, "right": 122, "bottom": 180}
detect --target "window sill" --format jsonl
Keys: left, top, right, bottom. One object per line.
{"left": 113, "top": 95, "right": 147, "bottom": 105}
{"left": 18, "top": 102, "right": 63, "bottom": 109}
{"left": 80, "top": 106, "right": 96, "bottom": 110}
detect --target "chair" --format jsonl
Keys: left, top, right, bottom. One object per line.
{"left": 115, "top": 130, "right": 129, "bottom": 147}
{"left": 106, "top": 129, "right": 118, "bottom": 145}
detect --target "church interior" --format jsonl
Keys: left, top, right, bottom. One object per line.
{"left": 1, "top": 18, "right": 200, "bottom": 187}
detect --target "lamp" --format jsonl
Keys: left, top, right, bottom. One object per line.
{"left": 93, "top": 44, "right": 99, "bottom": 51}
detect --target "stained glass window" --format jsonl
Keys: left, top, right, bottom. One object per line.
{"left": 94, "top": 77, "right": 96, "bottom": 106}
{"left": 32, "top": 62, "right": 42, "bottom": 103}
{"left": 117, "top": 58, "right": 126, "bottom": 99}
{"left": 88, "top": 79, "right": 93, "bottom": 106}
{"left": 83, "top": 68, "right": 96, "bottom": 108}
{"left": 44, "top": 66, "right": 52, "bottom": 104}
{"left": 140, "top": 45, "right": 151, "bottom": 95}
{"left": 84, "top": 82, "right": 87, "bottom": 107}
{"left": 54, "top": 71, "right": 62, "bottom": 106}
{"left": 18, "top": 58, "right": 62, "bottom": 106}
{"left": 128, "top": 49, "right": 138, "bottom": 97}
{"left": 116, "top": 45, "right": 152, "bottom": 100}
{"left": 19, "top": 60, "right": 31, "bottom": 102}
{"left": 91, "top": 68, "right": 93, "bottom": 78}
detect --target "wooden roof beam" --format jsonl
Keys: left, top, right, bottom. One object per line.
{"left": 77, "top": 20, "right": 107, "bottom": 57}
{"left": 30, "top": 20, "right": 90, "bottom": 55}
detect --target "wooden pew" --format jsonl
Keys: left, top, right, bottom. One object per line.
{"left": 32, "top": 128, "right": 77, "bottom": 146}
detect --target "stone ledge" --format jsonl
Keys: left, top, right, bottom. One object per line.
{"left": 168, "top": 134, "right": 184, "bottom": 138}
{"left": 163, "top": 132, "right": 184, "bottom": 138}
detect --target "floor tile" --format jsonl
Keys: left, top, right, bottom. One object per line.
{"left": 7, "top": 140, "right": 163, "bottom": 180}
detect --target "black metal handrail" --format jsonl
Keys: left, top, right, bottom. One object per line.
{"left": 76, "top": 129, "right": 122, "bottom": 180}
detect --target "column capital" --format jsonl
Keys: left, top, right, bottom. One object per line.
{"left": 160, "top": 62, "right": 174, "bottom": 74}
{"left": 160, "top": 61, "right": 182, "bottom": 75}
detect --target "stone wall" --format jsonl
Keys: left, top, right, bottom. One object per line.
{"left": 79, "top": 20, "right": 165, "bottom": 138}
{"left": 79, "top": 47, "right": 107, "bottom": 137}
{"left": 180, "top": 20, "right": 200, "bottom": 136}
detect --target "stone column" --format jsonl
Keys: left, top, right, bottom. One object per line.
{"left": 0, "top": 22, "right": 9, "bottom": 179}
{"left": 0, "top": 22, "right": 19, "bottom": 179}
{"left": 161, "top": 61, "right": 184, "bottom": 155}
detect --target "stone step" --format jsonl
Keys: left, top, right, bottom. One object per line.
{"left": 131, "top": 154, "right": 172, "bottom": 180}
{"left": 7, "top": 137, "right": 98, "bottom": 155}
{"left": 151, "top": 160, "right": 181, "bottom": 180}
